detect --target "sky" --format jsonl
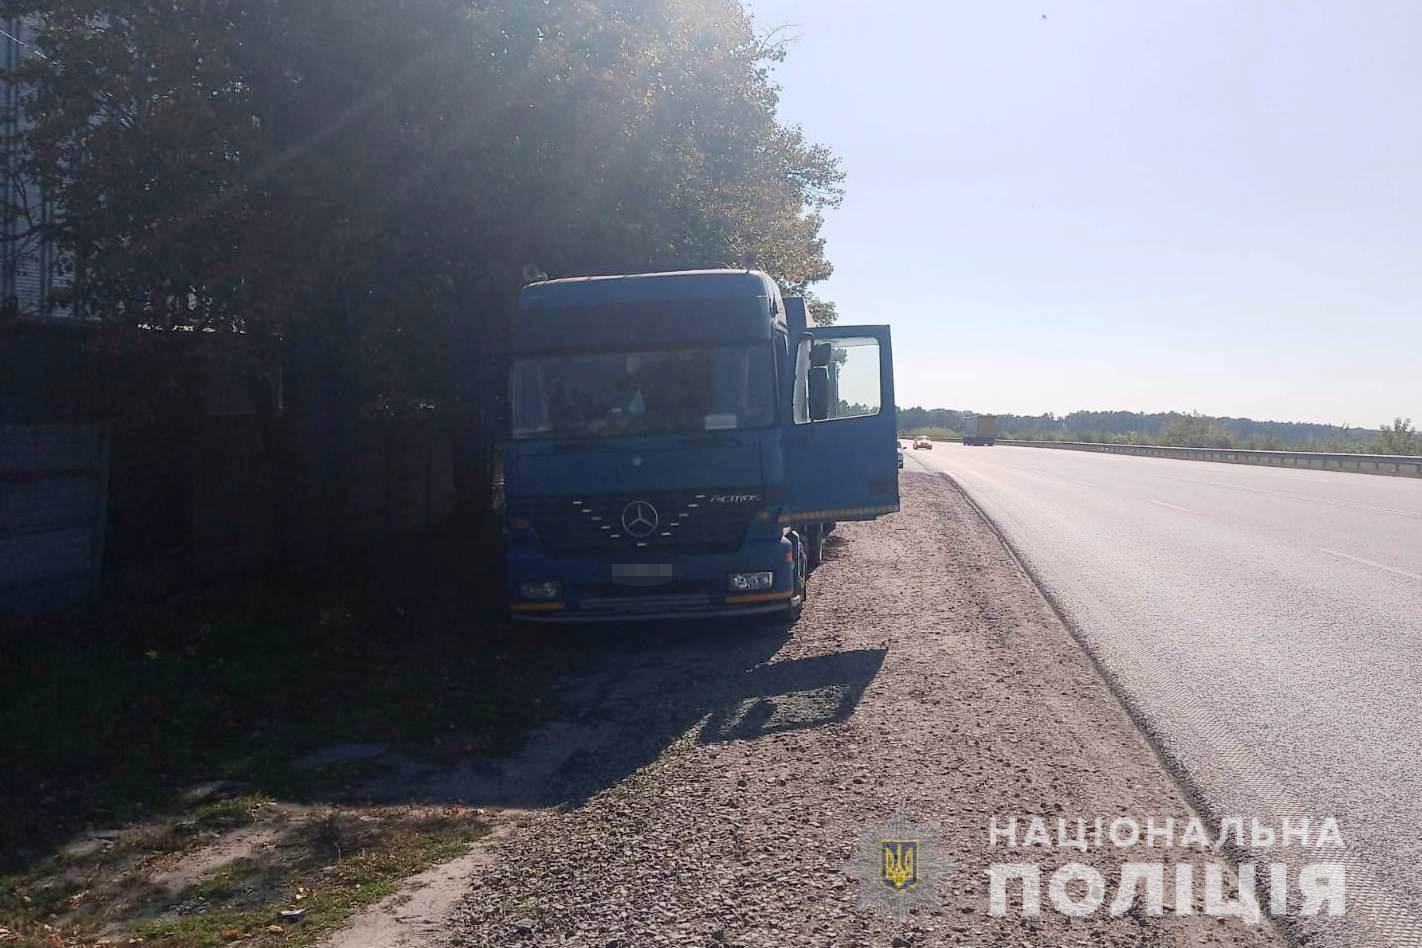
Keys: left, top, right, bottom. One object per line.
{"left": 744, "top": 0, "right": 1421, "bottom": 426}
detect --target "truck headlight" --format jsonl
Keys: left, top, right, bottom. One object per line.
{"left": 518, "top": 580, "right": 563, "bottom": 602}
{"left": 728, "top": 571, "right": 774, "bottom": 593}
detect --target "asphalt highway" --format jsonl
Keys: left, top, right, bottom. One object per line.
{"left": 904, "top": 443, "right": 1422, "bottom": 947}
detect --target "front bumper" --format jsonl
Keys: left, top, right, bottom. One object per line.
{"left": 507, "top": 536, "right": 799, "bottom": 623}
{"left": 511, "top": 595, "right": 799, "bottom": 623}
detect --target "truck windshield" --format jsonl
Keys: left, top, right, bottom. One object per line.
{"left": 511, "top": 344, "right": 774, "bottom": 439}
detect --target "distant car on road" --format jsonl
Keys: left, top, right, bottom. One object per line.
{"left": 913, "top": 437, "right": 933, "bottom": 450}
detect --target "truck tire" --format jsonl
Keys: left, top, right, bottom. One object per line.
{"left": 758, "top": 537, "right": 805, "bottom": 628}
{"left": 805, "top": 523, "right": 825, "bottom": 571}
{"left": 787, "top": 541, "right": 807, "bottom": 623}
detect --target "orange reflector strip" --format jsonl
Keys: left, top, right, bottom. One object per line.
{"left": 778, "top": 503, "right": 899, "bottom": 524}
{"left": 725, "top": 590, "right": 795, "bottom": 605}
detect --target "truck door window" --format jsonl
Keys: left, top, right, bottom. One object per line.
{"left": 824, "top": 337, "right": 882, "bottom": 419}
{"left": 792, "top": 337, "right": 811, "bottom": 425}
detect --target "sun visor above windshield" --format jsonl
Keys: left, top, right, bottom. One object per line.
{"left": 512, "top": 297, "right": 779, "bottom": 353}
{"left": 520, "top": 269, "right": 779, "bottom": 309}
{"left": 513, "top": 269, "right": 784, "bottom": 353}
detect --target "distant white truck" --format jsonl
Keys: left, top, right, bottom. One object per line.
{"left": 963, "top": 414, "right": 998, "bottom": 447}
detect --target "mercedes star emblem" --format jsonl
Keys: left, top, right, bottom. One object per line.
{"left": 621, "top": 500, "right": 660, "bottom": 538}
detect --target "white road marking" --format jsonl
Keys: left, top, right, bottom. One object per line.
{"left": 1320, "top": 548, "right": 1422, "bottom": 581}
{"left": 1149, "top": 500, "right": 1192, "bottom": 513}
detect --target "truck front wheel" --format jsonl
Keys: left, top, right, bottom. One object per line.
{"left": 761, "top": 536, "right": 806, "bottom": 628}
{"left": 805, "top": 523, "right": 826, "bottom": 571}
{"left": 787, "top": 540, "right": 807, "bottom": 622}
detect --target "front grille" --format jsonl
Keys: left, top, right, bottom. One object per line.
{"left": 512, "top": 490, "right": 765, "bottom": 557}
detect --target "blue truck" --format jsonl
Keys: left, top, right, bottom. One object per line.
{"left": 501, "top": 269, "right": 899, "bottom": 623}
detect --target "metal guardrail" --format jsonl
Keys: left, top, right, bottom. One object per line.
{"left": 995, "top": 440, "right": 1422, "bottom": 478}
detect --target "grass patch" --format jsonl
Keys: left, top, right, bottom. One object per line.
{"left": 181, "top": 796, "right": 268, "bottom": 836}
{"left": 1, "top": 569, "right": 565, "bottom": 868}
{"left": 129, "top": 810, "right": 488, "bottom": 948}
{"left": 2, "top": 806, "right": 490, "bottom": 948}
{"left": 186, "top": 860, "right": 265, "bottom": 903}
{"left": 0, "top": 534, "right": 571, "bottom": 946}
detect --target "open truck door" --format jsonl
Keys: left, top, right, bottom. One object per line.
{"left": 780, "top": 325, "right": 900, "bottom": 527}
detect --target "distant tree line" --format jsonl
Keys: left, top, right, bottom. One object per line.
{"left": 897, "top": 408, "right": 1418, "bottom": 456}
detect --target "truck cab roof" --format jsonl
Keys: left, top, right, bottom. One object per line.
{"left": 512, "top": 269, "right": 789, "bottom": 353}
{"left": 519, "top": 269, "right": 782, "bottom": 311}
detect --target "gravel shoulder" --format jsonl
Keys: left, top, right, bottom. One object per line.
{"left": 353, "top": 473, "right": 1288, "bottom": 947}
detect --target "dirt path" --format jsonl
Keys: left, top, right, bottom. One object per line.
{"left": 335, "top": 473, "right": 1287, "bottom": 947}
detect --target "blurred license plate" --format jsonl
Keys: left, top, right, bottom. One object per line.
{"left": 612, "top": 564, "right": 674, "bottom": 579}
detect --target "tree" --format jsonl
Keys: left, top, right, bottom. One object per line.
{"left": 0, "top": 0, "right": 847, "bottom": 548}
{"left": 1156, "top": 412, "right": 1233, "bottom": 448}
{"left": 2, "top": 0, "right": 845, "bottom": 529}
{"left": 1, "top": 0, "right": 843, "bottom": 401}
{"left": 801, "top": 289, "right": 838, "bottom": 326}
{"left": 1376, "top": 417, "right": 1417, "bottom": 455}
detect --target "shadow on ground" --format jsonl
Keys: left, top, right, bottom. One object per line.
{"left": 385, "top": 624, "right": 886, "bottom": 810}
{"left": 0, "top": 527, "right": 884, "bottom": 878}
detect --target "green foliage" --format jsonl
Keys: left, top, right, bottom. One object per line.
{"left": 1159, "top": 411, "right": 1232, "bottom": 449}
{"left": 1376, "top": 417, "right": 1416, "bottom": 455}
{"left": 899, "top": 426, "right": 959, "bottom": 441}
{"left": 2, "top": 0, "right": 842, "bottom": 407}
{"left": 801, "top": 289, "right": 839, "bottom": 326}
{"left": 896, "top": 406, "right": 1418, "bottom": 455}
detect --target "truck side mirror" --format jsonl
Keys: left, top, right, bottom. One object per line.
{"left": 810, "top": 342, "right": 833, "bottom": 368}
{"left": 808, "top": 366, "right": 831, "bottom": 421}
